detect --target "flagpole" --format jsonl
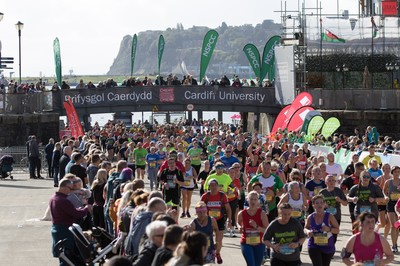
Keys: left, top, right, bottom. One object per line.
{"left": 320, "top": 17, "right": 323, "bottom": 83}
{"left": 371, "top": 17, "right": 374, "bottom": 89}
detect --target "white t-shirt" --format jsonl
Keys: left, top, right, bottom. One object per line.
{"left": 326, "top": 163, "right": 343, "bottom": 187}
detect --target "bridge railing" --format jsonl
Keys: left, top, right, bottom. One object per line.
{"left": 1, "top": 87, "right": 400, "bottom": 114}
{"left": 306, "top": 88, "right": 400, "bottom": 110}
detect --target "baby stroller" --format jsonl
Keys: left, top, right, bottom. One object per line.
{"left": 54, "top": 223, "right": 116, "bottom": 266}
{"left": 0, "top": 155, "right": 15, "bottom": 180}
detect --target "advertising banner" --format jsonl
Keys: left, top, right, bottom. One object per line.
{"left": 243, "top": 43, "right": 261, "bottom": 81}
{"left": 200, "top": 30, "right": 219, "bottom": 82}
{"left": 261, "top": 35, "right": 281, "bottom": 82}
{"left": 60, "top": 86, "right": 275, "bottom": 109}
{"left": 63, "top": 98, "right": 84, "bottom": 138}
{"left": 131, "top": 34, "right": 137, "bottom": 76}
{"left": 53, "top": 38, "right": 62, "bottom": 86}
{"left": 280, "top": 92, "right": 313, "bottom": 129}
{"left": 274, "top": 46, "right": 296, "bottom": 105}
{"left": 321, "top": 117, "right": 341, "bottom": 138}
{"left": 287, "top": 106, "right": 314, "bottom": 132}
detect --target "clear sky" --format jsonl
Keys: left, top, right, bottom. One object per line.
{"left": 0, "top": 0, "right": 358, "bottom": 79}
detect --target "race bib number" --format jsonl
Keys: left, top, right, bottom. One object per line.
{"left": 192, "top": 155, "right": 200, "bottom": 161}
{"left": 149, "top": 162, "right": 156, "bottom": 168}
{"left": 313, "top": 233, "right": 328, "bottom": 246}
{"left": 360, "top": 205, "right": 371, "bottom": 213}
{"left": 245, "top": 229, "right": 260, "bottom": 245}
{"left": 209, "top": 209, "right": 221, "bottom": 218}
{"left": 184, "top": 180, "right": 191, "bottom": 186}
{"left": 167, "top": 181, "right": 176, "bottom": 189}
{"left": 390, "top": 193, "right": 400, "bottom": 201}
{"left": 265, "top": 194, "right": 273, "bottom": 201}
{"left": 138, "top": 157, "right": 145, "bottom": 162}
{"left": 327, "top": 207, "right": 337, "bottom": 215}
{"left": 280, "top": 245, "right": 295, "bottom": 255}
{"left": 291, "top": 209, "right": 302, "bottom": 218}
{"left": 314, "top": 188, "right": 321, "bottom": 195}
{"left": 227, "top": 190, "right": 236, "bottom": 200}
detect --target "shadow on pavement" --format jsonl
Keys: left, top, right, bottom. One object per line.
{"left": 0, "top": 183, "right": 51, "bottom": 189}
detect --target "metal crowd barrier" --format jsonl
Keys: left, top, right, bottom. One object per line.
{"left": 0, "top": 146, "right": 47, "bottom": 173}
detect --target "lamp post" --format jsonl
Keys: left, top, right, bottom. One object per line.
{"left": 336, "top": 64, "right": 349, "bottom": 89}
{"left": 15, "top": 21, "right": 23, "bottom": 85}
{"left": 386, "top": 62, "right": 399, "bottom": 89}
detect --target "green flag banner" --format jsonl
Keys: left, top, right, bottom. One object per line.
{"left": 306, "top": 115, "right": 325, "bottom": 141}
{"left": 131, "top": 34, "right": 137, "bottom": 77}
{"left": 301, "top": 110, "right": 322, "bottom": 133}
{"left": 261, "top": 35, "right": 281, "bottom": 82}
{"left": 158, "top": 35, "right": 165, "bottom": 81}
{"left": 321, "top": 117, "right": 341, "bottom": 139}
{"left": 243, "top": 43, "right": 261, "bottom": 81}
{"left": 53, "top": 38, "right": 62, "bottom": 86}
{"left": 200, "top": 30, "right": 219, "bottom": 82}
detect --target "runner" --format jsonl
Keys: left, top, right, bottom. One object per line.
{"left": 342, "top": 212, "right": 394, "bottom": 265}
{"left": 238, "top": 191, "right": 269, "bottom": 266}
{"left": 263, "top": 203, "right": 306, "bottom": 266}
{"left": 201, "top": 178, "right": 232, "bottom": 264}
{"left": 159, "top": 156, "right": 185, "bottom": 219}
{"left": 188, "top": 201, "right": 219, "bottom": 264}
{"left": 181, "top": 158, "right": 197, "bottom": 218}
{"left": 304, "top": 195, "right": 339, "bottom": 266}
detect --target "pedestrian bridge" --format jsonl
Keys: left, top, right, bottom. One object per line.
{"left": 2, "top": 86, "right": 281, "bottom": 115}
{"left": 1, "top": 86, "right": 400, "bottom": 116}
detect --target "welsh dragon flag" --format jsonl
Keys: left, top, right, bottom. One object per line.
{"left": 321, "top": 29, "right": 345, "bottom": 43}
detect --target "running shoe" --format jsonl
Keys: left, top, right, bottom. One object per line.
{"left": 180, "top": 212, "right": 186, "bottom": 219}
{"left": 186, "top": 211, "right": 191, "bottom": 218}
{"left": 216, "top": 253, "right": 223, "bottom": 264}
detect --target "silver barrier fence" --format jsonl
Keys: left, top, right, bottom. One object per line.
{"left": 0, "top": 146, "right": 48, "bottom": 174}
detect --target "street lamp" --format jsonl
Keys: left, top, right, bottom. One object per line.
{"left": 386, "top": 62, "right": 399, "bottom": 89}
{"left": 15, "top": 21, "right": 23, "bottom": 85}
{"left": 336, "top": 64, "right": 349, "bottom": 89}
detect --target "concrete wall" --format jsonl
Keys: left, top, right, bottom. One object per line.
{"left": 0, "top": 113, "right": 60, "bottom": 146}
{"left": 318, "top": 110, "right": 400, "bottom": 139}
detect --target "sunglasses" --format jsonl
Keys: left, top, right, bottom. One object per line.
{"left": 362, "top": 175, "right": 371, "bottom": 179}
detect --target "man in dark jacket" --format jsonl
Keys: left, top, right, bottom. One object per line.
{"left": 27, "top": 135, "right": 42, "bottom": 179}
{"left": 59, "top": 146, "right": 72, "bottom": 180}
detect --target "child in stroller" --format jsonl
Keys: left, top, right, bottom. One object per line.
{"left": 55, "top": 224, "right": 116, "bottom": 266}
{"left": 0, "top": 155, "right": 15, "bottom": 180}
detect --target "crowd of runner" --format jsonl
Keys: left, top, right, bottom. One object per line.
{"left": 42, "top": 119, "right": 400, "bottom": 266}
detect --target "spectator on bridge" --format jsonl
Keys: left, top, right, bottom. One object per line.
{"left": 76, "top": 79, "right": 87, "bottom": 89}
{"left": 51, "top": 82, "right": 60, "bottom": 91}
{"left": 61, "top": 81, "right": 70, "bottom": 90}
{"left": 86, "top": 81, "right": 96, "bottom": 88}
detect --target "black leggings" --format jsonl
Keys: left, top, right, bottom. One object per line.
{"left": 308, "top": 248, "right": 334, "bottom": 266}
{"left": 229, "top": 199, "right": 238, "bottom": 226}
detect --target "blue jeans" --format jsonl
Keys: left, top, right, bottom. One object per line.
{"left": 241, "top": 243, "right": 265, "bottom": 266}
{"left": 52, "top": 167, "right": 59, "bottom": 185}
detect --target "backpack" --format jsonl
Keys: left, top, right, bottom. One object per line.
{"left": 125, "top": 211, "right": 153, "bottom": 256}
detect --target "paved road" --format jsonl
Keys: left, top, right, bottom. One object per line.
{"left": 0, "top": 173, "right": 399, "bottom": 265}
